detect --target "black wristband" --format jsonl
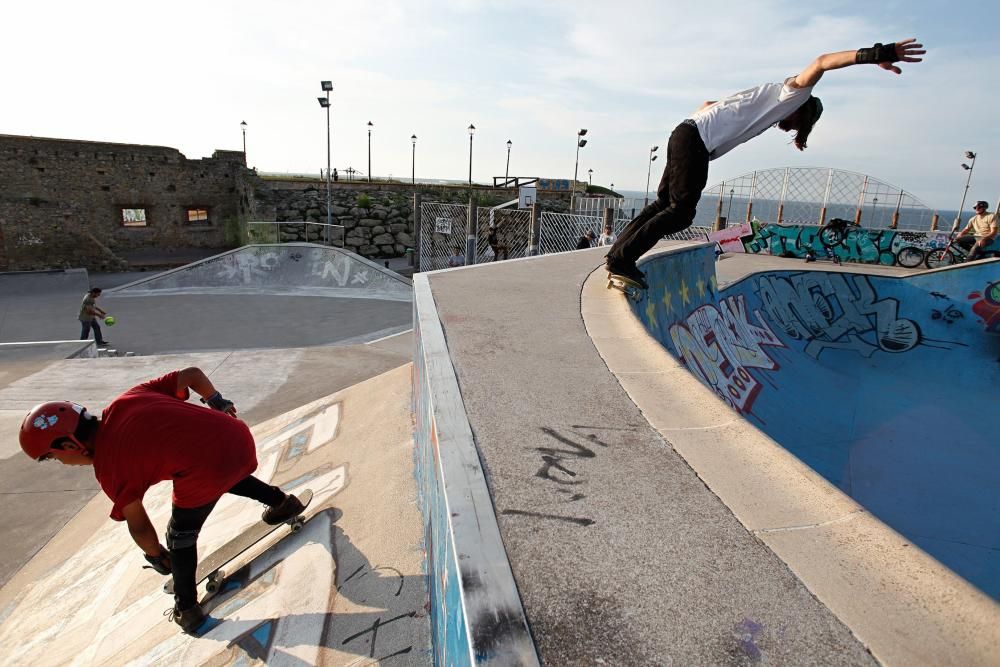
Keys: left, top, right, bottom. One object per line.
{"left": 855, "top": 42, "right": 897, "bottom": 65}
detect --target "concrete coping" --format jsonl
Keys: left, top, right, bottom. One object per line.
{"left": 581, "top": 245, "right": 1000, "bottom": 667}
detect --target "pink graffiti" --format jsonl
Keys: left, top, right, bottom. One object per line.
{"left": 668, "top": 294, "right": 786, "bottom": 414}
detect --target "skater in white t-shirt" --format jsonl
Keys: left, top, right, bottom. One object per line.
{"left": 605, "top": 38, "right": 925, "bottom": 287}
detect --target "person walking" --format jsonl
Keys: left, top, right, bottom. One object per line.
{"left": 605, "top": 38, "right": 925, "bottom": 288}
{"left": 79, "top": 287, "right": 110, "bottom": 346}
{"left": 18, "top": 367, "right": 306, "bottom": 634}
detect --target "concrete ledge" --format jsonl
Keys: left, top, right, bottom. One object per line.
{"left": 412, "top": 273, "right": 539, "bottom": 666}
{"left": 581, "top": 246, "right": 1000, "bottom": 667}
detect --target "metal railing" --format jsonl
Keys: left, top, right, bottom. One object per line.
{"left": 246, "top": 221, "right": 346, "bottom": 247}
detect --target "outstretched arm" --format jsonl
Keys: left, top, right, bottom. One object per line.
{"left": 791, "top": 38, "right": 925, "bottom": 89}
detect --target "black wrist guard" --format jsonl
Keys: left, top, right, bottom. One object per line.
{"left": 202, "top": 391, "right": 234, "bottom": 413}
{"left": 855, "top": 42, "right": 897, "bottom": 64}
{"left": 144, "top": 548, "right": 171, "bottom": 575}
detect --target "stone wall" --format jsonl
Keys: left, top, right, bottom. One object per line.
{"left": 254, "top": 180, "right": 573, "bottom": 259}
{"left": 0, "top": 135, "right": 257, "bottom": 271}
{"left": 0, "top": 133, "right": 575, "bottom": 270}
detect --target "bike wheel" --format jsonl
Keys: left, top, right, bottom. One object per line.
{"left": 924, "top": 248, "right": 955, "bottom": 269}
{"left": 896, "top": 246, "right": 925, "bottom": 268}
{"left": 819, "top": 225, "right": 844, "bottom": 247}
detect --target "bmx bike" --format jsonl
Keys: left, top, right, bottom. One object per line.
{"left": 924, "top": 233, "right": 998, "bottom": 269}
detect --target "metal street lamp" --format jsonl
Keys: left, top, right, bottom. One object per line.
{"left": 955, "top": 150, "right": 977, "bottom": 230}
{"left": 468, "top": 124, "right": 476, "bottom": 186}
{"left": 240, "top": 120, "right": 247, "bottom": 162}
{"left": 318, "top": 81, "right": 333, "bottom": 243}
{"left": 411, "top": 134, "right": 417, "bottom": 185}
{"left": 367, "top": 121, "right": 373, "bottom": 182}
{"left": 588, "top": 168, "right": 593, "bottom": 187}
{"left": 572, "top": 128, "right": 588, "bottom": 210}
{"left": 727, "top": 187, "right": 734, "bottom": 222}
{"left": 644, "top": 146, "right": 659, "bottom": 206}
{"left": 505, "top": 139, "right": 512, "bottom": 184}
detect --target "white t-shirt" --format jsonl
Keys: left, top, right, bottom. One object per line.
{"left": 597, "top": 232, "right": 616, "bottom": 247}
{"left": 689, "top": 77, "right": 814, "bottom": 160}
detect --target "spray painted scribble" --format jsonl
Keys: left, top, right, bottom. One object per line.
{"left": 755, "top": 272, "right": 921, "bottom": 358}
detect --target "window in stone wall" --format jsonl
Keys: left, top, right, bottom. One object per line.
{"left": 185, "top": 208, "right": 210, "bottom": 226}
{"left": 121, "top": 208, "right": 148, "bottom": 227}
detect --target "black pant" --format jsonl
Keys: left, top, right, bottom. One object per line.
{"left": 80, "top": 318, "right": 104, "bottom": 343}
{"left": 167, "top": 475, "right": 285, "bottom": 609}
{"left": 605, "top": 120, "right": 710, "bottom": 267}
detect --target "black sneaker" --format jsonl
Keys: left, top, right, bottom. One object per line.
{"left": 166, "top": 602, "right": 206, "bottom": 634}
{"left": 262, "top": 493, "right": 305, "bottom": 525}
{"left": 607, "top": 262, "right": 648, "bottom": 289}
{"left": 96, "top": 341, "right": 111, "bottom": 346}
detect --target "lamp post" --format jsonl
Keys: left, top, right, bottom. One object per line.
{"left": 367, "top": 121, "right": 373, "bottom": 182}
{"left": 727, "top": 187, "right": 734, "bottom": 222}
{"left": 505, "top": 139, "right": 512, "bottom": 185}
{"left": 318, "top": 81, "right": 333, "bottom": 243}
{"left": 411, "top": 134, "right": 417, "bottom": 185}
{"left": 572, "top": 128, "right": 588, "bottom": 211}
{"left": 955, "top": 150, "right": 977, "bottom": 230}
{"left": 468, "top": 124, "right": 476, "bottom": 186}
{"left": 644, "top": 146, "right": 659, "bottom": 206}
{"left": 240, "top": 120, "right": 247, "bottom": 162}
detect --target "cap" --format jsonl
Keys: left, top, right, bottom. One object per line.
{"left": 974, "top": 200, "right": 988, "bottom": 209}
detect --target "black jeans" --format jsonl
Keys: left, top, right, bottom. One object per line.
{"left": 605, "top": 120, "right": 710, "bottom": 267}
{"left": 80, "top": 318, "right": 104, "bottom": 343}
{"left": 167, "top": 475, "right": 285, "bottom": 609}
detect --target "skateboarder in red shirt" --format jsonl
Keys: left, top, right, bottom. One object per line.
{"left": 18, "top": 367, "right": 305, "bottom": 634}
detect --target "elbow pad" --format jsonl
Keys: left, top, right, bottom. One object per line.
{"left": 855, "top": 42, "right": 897, "bottom": 64}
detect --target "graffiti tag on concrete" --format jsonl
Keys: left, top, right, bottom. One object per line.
{"left": 668, "top": 293, "right": 785, "bottom": 413}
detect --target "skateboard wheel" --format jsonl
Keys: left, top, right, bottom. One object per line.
{"left": 206, "top": 580, "right": 219, "bottom": 593}
{"left": 289, "top": 518, "right": 304, "bottom": 533}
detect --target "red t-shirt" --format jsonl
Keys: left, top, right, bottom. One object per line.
{"left": 92, "top": 371, "right": 258, "bottom": 521}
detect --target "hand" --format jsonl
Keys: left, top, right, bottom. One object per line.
{"left": 878, "top": 38, "right": 925, "bottom": 74}
{"left": 202, "top": 391, "right": 237, "bottom": 416}
{"left": 143, "top": 546, "right": 172, "bottom": 575}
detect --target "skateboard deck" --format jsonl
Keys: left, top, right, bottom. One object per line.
{"left": 607, "top": 272, "right": 644, "bottom": 302}
{"left": 164, "top": 489, "right": 313, "bottom": 596}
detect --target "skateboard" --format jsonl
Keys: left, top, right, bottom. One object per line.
{"left": 163, "top": 489, "right": 313, "bottom": 596}
{"left": 607, "top": 272, "right": 644, "bottom": 302}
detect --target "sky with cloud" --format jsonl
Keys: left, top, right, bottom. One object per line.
{"left": 4, "top": 0, "right": 997, "bottom": 210}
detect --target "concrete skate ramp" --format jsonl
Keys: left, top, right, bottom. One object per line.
{"left": 630, "top": 246, "right": 1000, "bottom": 602}
{"left": 0, "top": 365, "right": 430, "bottom": 665}
{"left": 111, "top": 243, "right": 412, "bottom": 302}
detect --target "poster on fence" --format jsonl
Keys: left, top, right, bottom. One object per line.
{"left": 434, "top": 217, "right": 453, "bottom": 235}
{"left": 708, "top": 222, "right": 753, "bottom": 253}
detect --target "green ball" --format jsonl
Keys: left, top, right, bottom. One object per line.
{"left": 104, "top": 316, "right": 116, "bottom": 326}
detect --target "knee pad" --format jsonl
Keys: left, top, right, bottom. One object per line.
{"left": 166, "top": 523, "right": 201, "bottom": 550}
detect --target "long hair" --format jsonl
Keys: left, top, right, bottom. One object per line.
{"left": 794, "top": 96, "right": 823, "bottom": 151}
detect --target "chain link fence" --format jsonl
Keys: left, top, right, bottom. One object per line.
{"left": 419, "top": 202, "right": 469, "bottom": 271}
{"left": 476, "top": 207, "right": 533, "bottom": 262}
{"left": 703, "top": 167, "right": 935, "bottom": 230}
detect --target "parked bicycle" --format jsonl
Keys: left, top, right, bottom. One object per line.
{"left": 818, "top": 217, "right": 859, "bottom": 247}
{"left": 894, "top": 245, "right": 926, "bottom": 268}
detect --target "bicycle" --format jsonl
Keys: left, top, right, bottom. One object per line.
{"left": 895, "top": 245, "right": 926, "bottom": 268}
{"left": 924, "top": 233, "right": 997, "bottom": 268}
{"left": 818, "top": 217, "right": 859, "bottom": 247}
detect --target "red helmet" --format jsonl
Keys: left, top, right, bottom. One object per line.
{"left": 19, "top": 401, "right": 88, "bottom": 460}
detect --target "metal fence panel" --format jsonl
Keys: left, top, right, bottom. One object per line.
{"left": 475, "top": 207, "right": 532, "bottom": 263}
{"left": 419, "top": 202, "right": 469, "bottom": 271}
